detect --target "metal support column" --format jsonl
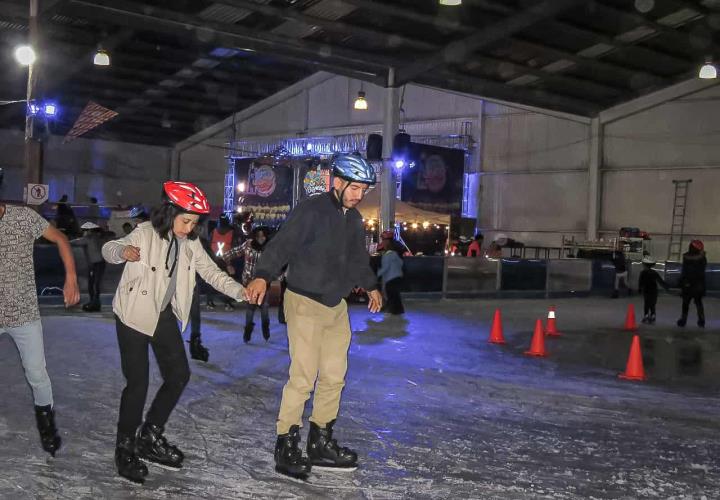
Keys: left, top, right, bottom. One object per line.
{"left": 380, "top": 68, "right": 399, "bottom": 234}
{"left": 586, "top": 117, "right": 602, "bottom": 241}
{"left": 24, "top": 0, "right": 43, "bottom": 191}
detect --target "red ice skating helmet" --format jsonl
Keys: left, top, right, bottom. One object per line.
{"left": 690, "top": 239, "right": 704, "bottom": 252}
{"left": 163, "top": 181, "right": 210, "bottom": 215}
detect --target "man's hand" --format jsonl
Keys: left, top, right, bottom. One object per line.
{"left": 246, "top": 278, "right": 267, "bottom": 305}
{"left": 227, "top": 265, "right": 236, "bottom": 275}
{"left": 64, "top": 277, "right": 80, "bottom": 308}
{"left": 367, "top": 289, "right": 383, "bottom": 313}
{"left": 122, "top": 245, "right": 141, "bottom": 262}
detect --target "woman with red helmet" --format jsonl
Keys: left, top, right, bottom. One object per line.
{"left": 102, "top": 181, "right": 246, "bottom": 484}
{"left": 677, "top": 239, "right": 707, "bottom": 328}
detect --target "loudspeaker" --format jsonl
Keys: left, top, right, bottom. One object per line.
{"left": 393, "top": 132, "right": 411, "bottom": 157}
{"left": 366, "top": 133, "right": 383, "bottom": 160}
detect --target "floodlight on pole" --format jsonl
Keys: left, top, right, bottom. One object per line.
{"left": 14, "top": 45, "right": 36, "bottom": 66}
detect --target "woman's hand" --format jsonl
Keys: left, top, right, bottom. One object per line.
{"left": 122, "top": 245, "right": 141, "bottom": 262}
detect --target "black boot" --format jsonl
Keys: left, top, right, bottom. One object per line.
{"left": 35, "top": 405, "right": 61, "bottom": 457}
{"left": 677, "top": 316, "right": 687, "bottom": 327}
{"left": 188, "top": 337, "right": 209, "bottom": 362}
{"left": 136, "top": 422, "right": 184, "bottom": 469}
{"left": 306, "top": 420, "right": 358, "bottom": 471}
{"left": 262, "top": 320, "right": 270, "bottom": 342}
{"left": 275, "top": 425, "right": 311, "bottom": 478}
{"left": 243, "top": 322, "right": 254, "bottom": 343}
{"left": 115, "top": 435, "right": 148, "bottom": 484}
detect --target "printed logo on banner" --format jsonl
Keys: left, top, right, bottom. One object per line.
{"left": 303, "top": 167, "right": 329, "bottom": 197}
{"left": 252, "top": 165, "right": 277, "bottom": 198}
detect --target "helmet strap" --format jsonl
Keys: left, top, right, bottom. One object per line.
{"left": 333, "top": 179, "right": 350, "bottom": 209}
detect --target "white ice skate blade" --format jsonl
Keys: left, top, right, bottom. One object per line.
{"left": 311, "top": 465, "right": 358, "bottom": 472}
{"left": 274, "top": 467, "right": 310, "bottom": 483}
{"left": 139, "top": 458, "right": 182, "bottom": 472}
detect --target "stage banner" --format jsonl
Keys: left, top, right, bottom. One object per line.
{"left": 400, "top": 143, "right": 465, "bottom": 216}
{"left": 233, "top": 158, "right": 293, "bottom": 226}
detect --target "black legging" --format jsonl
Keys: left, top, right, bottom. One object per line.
{"left": 246, "top": 294, "right": 270, "bottom": 327}
{"left": 115, "top": 308, "right": 190, "bottom": 439}
{"left": 190, "top": 282, "right": 201, "bottom": 340}
{"left": 643, "top": 291, "right": 657, "bottom": 317}
{"left": 88, "top": 261, "right": 106, "bottom": 304}
{"left": 681, "top": 292, "right": 705, "bottom": 322}
{"left": 385, "top": 278, "right": 405, "bottom": 315}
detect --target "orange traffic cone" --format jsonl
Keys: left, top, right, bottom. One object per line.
{"left": 545, "top": 306, "right": 561, "bottom": 337}
{"left": 524, "top": 319, "right": 548, "bottom": 357}
{"left": 618, "top": 335, "right": 647, "bottom": 381}
{"left": 624, "top": 304, "right": 638, "bottom": 331}
{"left": 488, "top": 309, "right": 506, "bottom": 344}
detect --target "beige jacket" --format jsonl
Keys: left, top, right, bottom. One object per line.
{"left": 102, "top": 222, "right": 245, "bottom": 336}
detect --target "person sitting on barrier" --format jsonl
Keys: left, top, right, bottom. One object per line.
{"left": 467, "top": 232, "right": 484, "bottom": 257}
{"left": 611, "top": 249, "right": 630, "bottom": 298}
{"left": 638, "top": 257, "right": 669, "bottom": 324}
{"left": 677, "top": 240, "right": 707, "bottom": 328}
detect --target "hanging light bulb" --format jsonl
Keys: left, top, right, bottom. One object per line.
{"left": 699, "top": 61, "right": 717, "bottom": 79}
{"left": 14, "top": 45, "right": 36, "bottom": 66}
{"left": 93, "top": 48, "right": 110, "bottom": 66}
{"left": 439, "top": 0, "right": 462, "bottom": 5}
{"left": 353, "top": 90, "right": 368, "bottom": 110}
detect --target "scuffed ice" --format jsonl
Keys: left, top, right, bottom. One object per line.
{"left": 1, "top": 296, "right": 719, "bottom": 498}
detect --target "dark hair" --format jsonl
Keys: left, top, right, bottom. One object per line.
{"left": 150, "top": 202, "right": 200, "bottom": 241}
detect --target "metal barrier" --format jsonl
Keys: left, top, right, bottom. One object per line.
{"left": 33, "top": 244, "right": 720, "bottom": 299}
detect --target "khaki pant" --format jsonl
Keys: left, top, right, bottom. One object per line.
{"left": 276, "top": 290, "right": 351, "bottom": 435}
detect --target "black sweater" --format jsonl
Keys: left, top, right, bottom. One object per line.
{"left": 254, "top": 192, "right": 378, "bottom": 307}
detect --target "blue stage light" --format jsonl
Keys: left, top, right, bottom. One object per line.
{"left": 44, "top": 103, "right": 57, "bottom": 117}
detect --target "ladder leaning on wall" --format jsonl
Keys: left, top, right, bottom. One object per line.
{"left": 667, "top": 179, "right": 692, "bottom": 262}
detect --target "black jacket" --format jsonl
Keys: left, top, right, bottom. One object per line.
{"left": 254, "top": 192, "right": 377, "bottom": 307}
{"left": 638, "top": 268, "right": 667, "bottom": 295}
{"left": 680, "top": 252, "right": 707, "bottom": 296}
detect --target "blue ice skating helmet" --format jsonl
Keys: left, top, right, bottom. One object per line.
{"left": 331, "top": 154, "right": 377, "bottom": 186}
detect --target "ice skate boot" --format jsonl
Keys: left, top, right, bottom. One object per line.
{"left": 115, "top": 435, "right": 148, "bottom": 484}
{"left": 188, "top": 337, "right": 209, "bottom": 362}
{"left": 275, "top": 425, "right": 311, "bottom": 479}
{"left": 35, "top": 405, "right": 61, "bottom": 457}
{"left": 306, "top": 420, "right": 357, "bottom": 471}
{"left": 136, "top": 423, "right": 184, "bottom": 469}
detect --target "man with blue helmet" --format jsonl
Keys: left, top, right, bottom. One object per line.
{"left": 246, "top": 153, "right": 382, "bottom": 478}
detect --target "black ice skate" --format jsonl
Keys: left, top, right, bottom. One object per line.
{"left": 275, "top": 425, "right": 311, "bottom": 479}
{"left": 136, "top": 422, "right": 184, "bottom": 469}
{"left": 35, "top": 405, "right": 61, "bottom": 457}
{"left": 243, "top": 322, "right": 254, "bottom": 343}
{"left": 82, "top": 301, "right": 101, "bottom": 312}
{"left": 188, "top": 337, "right": 209, "bottom": 362}
{"left": 262, "top": 320, "right": 270, "bottom": 342}
{"left": 306, "top": 420, "right": 358, "bottom": 471}
{"left": 115, "top": 435, "right": 148, "bottom": 484}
